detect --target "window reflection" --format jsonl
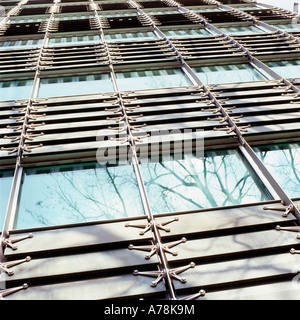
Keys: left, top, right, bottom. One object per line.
{"left": 265, "top": 60, "right": 300, "bottom": 79}
{"left": 254, "top": 143, "right": 300, "bottom": 198}
{"left": 15, "top": 163, "right": 144, "bottom": 229}
{"left": 49, "top": 34, "right": 101, "bottom": 45}
{"left": 193, "top": 64, "right": 266, "bottom": 85}
{"left": 0, "top": 171, "right": 14, "bottom": 230}
{"left": 139, "top": 150, "right": 271, "bottom": 214}
{"left": 38, "top": 74, "right": 113, "bottom": 98}
{"left": 105, "top": 31, "right": 157, "bottom": 41}
{"left": 0, "top": 39, "right": 43, "bottom": 48}
{"left": 164, "top": 28, "right": 211, "bottom": 37}
{"left": 219, "top": 25, "right": 264, "bottom": 34}
{"left": 115, "top": 68, "right": 192, "bottom": 91}
{"left": 0, "top": 79, "right": 34, "bottom": 101}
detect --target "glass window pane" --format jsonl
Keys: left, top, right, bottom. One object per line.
{"left": 164, "top": 28, "right": 211, "bottom": 37}
{"left": 219, "top": 26, "right": 264, "bottom": 34}
{"left": 15, "top": 162, "right": 144, "bottom": 229}
{"left": 265, "top": 60, "right": 300, "bottom": 79}
{"left": 272, "top": 23, "right": 300, "bottom": 31}
{"left": 0, "top": 39, "right": 43, "bottom": 48}
{"left": 193, "top": 64, "right": 266, "bottom": 84}
{"left": 254, "top": 143, "right": 300, "bottom": 198}
{"left": 0, "top": 171, "right": 14, "bottom": 230}
{"left": 38, "top": 74, "right": 113, "bottom": 98}
{"left": 115, "top": 68, "right": 192, "bottom": 91}
{"left": 48, "top": 34, "right": 101, "bottom": 45}
{"left": 139, "top": 150, "right": 271, "bottom": 214}
{"left": 105, "top": 31, "right": 157, "bottom": 41}
{"left": 0, "top": 79, "right": 34, "bottom": 101}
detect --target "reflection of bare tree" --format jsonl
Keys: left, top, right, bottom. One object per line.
{"left": 140, "top": 152, "right": 268, "bottom": 214}
{"left": 18, "top": 165, "right": 143, "bottom": 228}
{"left": 116, "top": 69, "right": 191, "bottom": 91}
{"left": 255, "top": 144, "right": 300, "bottom": 198}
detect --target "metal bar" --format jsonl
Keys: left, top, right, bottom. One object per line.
{"left": 93, "top": 0, "right": 178, "bottom": 300}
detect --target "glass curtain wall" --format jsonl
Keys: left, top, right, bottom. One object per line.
{"left": 15, "top": 163, "right": 144, "bottom": 229}
{"left": 254, "top": 143, "right": 300, "bottom": 199}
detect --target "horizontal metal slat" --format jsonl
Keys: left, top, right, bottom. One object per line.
{"left": 5, "top": 217, "right": 150, "bottom": 258}
{"left": 174, "top": 253, "right": 299, "bottom": 293}
{"left": 201, "top": 280, "right": 300, "bottom": 300}
{"left": 155, "top": 202, "right": 296, "bottom": 239}
{"left": 168, "top": 229, "right": 300, "bottom": 264}
{"left": 5, "top": 245, "right": 157, "bottom": 284}
{"left": 5, "top": 272, "right": 165, "bottom": 300}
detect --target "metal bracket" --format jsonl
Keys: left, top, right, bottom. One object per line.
{"left": 22, "top": 143, "right": 43, "bottom": 153}
{"left": 0, "top": 284, "right": 28, "bottom": 300}
{"left": 108, "top": 123, "right": 147, "bottom": 133}
{"left": 2, "top": 233, "right": 34, "bottom": 250}
{"left": 264, "top": 204, "right": 294, "bottom": 217}
{"left": 276, "top": 225, "right": 300, "bottom": 233}
{"left": 179, "top": 289, "right": 206, "bottom": 300}
{"left": 202, "top": 106, "right": 236, "bottom": 114}
{"left": 14, "top": 100, "right": 29, "bottom": 105}
{"left": 110, "top": 134, "right": 150, "bottom": 144}
{"left": 290, "top": 248, "right": 300, "bottom": 254}
{"left": 106, "top": 115, "right": 143, "bottom": 123}
{"left": 208, "top": 115, "right": 243, "bottom": 124}
{"left": 4, "top": 132, "right": 44, "bottom": 143}
{"left": 128, "top": 237, "right": 187, "bottom": 259}
{"left": 214, "top": 126, "right": 235, "bottom": 134}
{"left": 133, "top": 262, "right": 195, "bottom": 287}
{"left": 7, "top": 122, "right": 46, "bottom": 132}
{"left": 0, "top": 146, "right": 19, "bottom": 155}
{"left": 125, "top": 217, "right": 179, "bottom": 235}
{"left": 0, "top": 256, "right": 31, "bottom": 276}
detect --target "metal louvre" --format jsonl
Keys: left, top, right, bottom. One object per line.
{"left": 106, "top": 39, "right": 179, "bottom": 64}
{"left": 171, "top": 34, "right": 247, "bottom": 60}
{"left": 0, "top": 47, "right": 40, "bottom": 73}
{"left": 233, "top": 32, "right": 300, "bottom": 58}
{"left": 198, "top": 10, "right": 253, "bottom": 24}
{"left": 244, "top": 8, "right": 296, "bottom": 21}
{"left": 41, "top": 43, "right": 109, "bottom": 69}
{"left": 3, "top": 200, "right": 300, "bottom": 300}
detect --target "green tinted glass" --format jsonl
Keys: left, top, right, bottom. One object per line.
{"left": 105, "top": 31, "right": 156, "bottom": 41}
{"left": 115, "top": 68, "right": 192, "bottom": 91}
{"left": 15, "top": 163, "right": 144, "bottom": 229}
{"left": 219, "top": 26, "right": 263, "bottom": 34}
{"left": 49, "top": 35, "right": 101, "bottom": 45}
{"left": 0, "top": 80, "right": 34, "bottom": 101}
{"left": 254, "top": 143, "right": 300, "bottom": 198}
{"left": 164, "top": 28, "right": 211, "bottom": 37}
{"left": 139, "top": 150, "right": 271, "bottom": 214}
{"left": 266, "top": 60, "right": 300, "bottom": 79}
{"left": 0, "top": 171, "right": 14, "bottom": 230}
{"left": 38, "top": 74, "right": 113, "bottom": 98}
{"left": 193, "top": 64, "right": 266, "bottom": 84}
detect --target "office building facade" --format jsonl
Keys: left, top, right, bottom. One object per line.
{"left": 1, "top": 0, "right": 300, "bottom": 300}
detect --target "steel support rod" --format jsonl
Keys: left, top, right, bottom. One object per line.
{"left": 93, "top": 0, "right": 178, "bottom": 300}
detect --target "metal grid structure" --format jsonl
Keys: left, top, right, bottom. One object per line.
{"left": 0, "top": 0, "right": 300, "bottom": 300}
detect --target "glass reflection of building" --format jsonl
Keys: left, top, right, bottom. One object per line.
{"left": 1, "top": 0, "right": 300, "bottom": 301}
